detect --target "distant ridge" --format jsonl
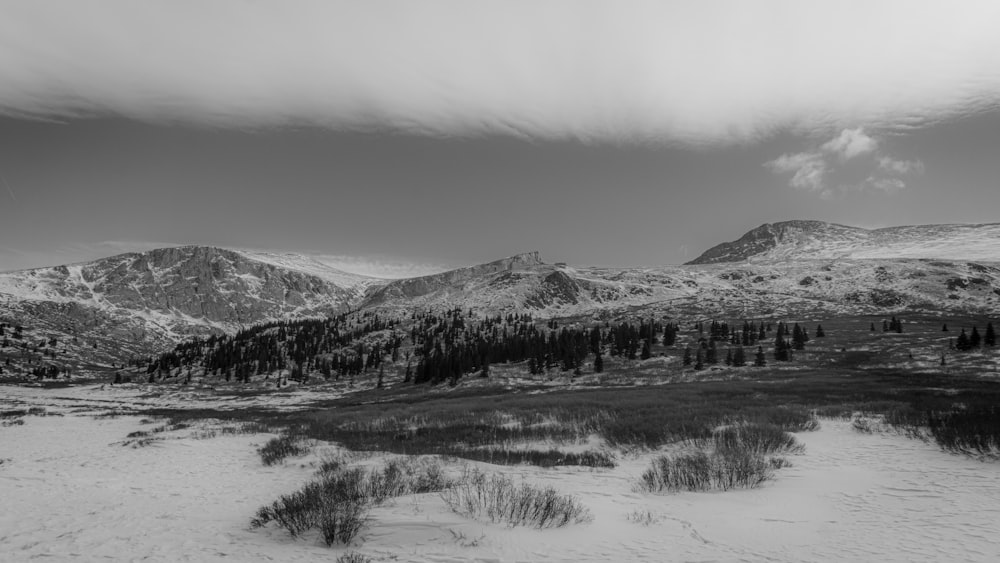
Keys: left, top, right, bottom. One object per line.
{"left": 363, "top": 251, "right": 543, "bottom": 305}
{"left": 686, "top": 221, "right": 1000, "bottom": 265}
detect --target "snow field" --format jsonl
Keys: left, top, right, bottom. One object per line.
{"left": 3, "top": 389, "right": 1000, "bottom": 563}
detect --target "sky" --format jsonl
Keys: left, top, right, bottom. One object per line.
{"left": 2, "top": 1, "right": 1000, "bottom": 276}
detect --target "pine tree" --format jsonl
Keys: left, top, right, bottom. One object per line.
{"left": 870, "top": 322, "right": 876, "bottom": 332}
{"left": 970, "top": 326, "right": 982, "bottom": 348}
{"left": 815, "top": 324, "right": 825, "bottom": 338}
{"left": 725, "top": 348, "right": 733, "bottom": 366}
{"left": 732, "top": 346, "right": 746, "bottom": 367}
{"left": 695, "top": 348, "right": 704, "bottom": 370}
{"left": 774, "top": 329, "right": 791, "bottom": 361}
{"left": 377, "top": 365, "right": 385, "bottom": 388}
{"left": 706, "top": 340, "right": 718, "bottom": 364}
{"left": 956, "top": 329, "right": 971, "bottom": 351}
{"left": 985, "top": 322, "right": 996, "bottom": 347}
{"left": 593, "top": 351, "right": 604, "bottom": 373}
{"left": 942, "top": 323, "right": 949, "bottom": 332}
{"left": 754, "top": 346, "right": 767, "bottom": 367}
{"left": 683, "top": 346, "right": 693, "bottom": 366}
{"left": 640, "top": 339, "right": 652, "bottom": 360}
{"left": 792, "top": 324, "right": 807, "bottom": 350}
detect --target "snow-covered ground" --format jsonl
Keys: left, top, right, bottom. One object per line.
{"left": 2, "top": 390, "right": 1000, "bottom": 562}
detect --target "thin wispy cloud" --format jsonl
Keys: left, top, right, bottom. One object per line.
{"left": 765, "top": 128, "right": 925, "bottom": 198}
{"left": 1, "top": 1, "right": 1000, "bottom": 145}
{"left": 878, "top": 156, "right": 925, "bottom": 176}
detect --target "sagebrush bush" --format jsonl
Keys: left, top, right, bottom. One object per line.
{"left": 440, "top": 469, "right": 591, "bottom": 528}
{"left": 713, "top": 423, "right": 804, "bottom": 456}
{"left": 638, "top": 449, "right": 774, "bottom": 493}
{"left": 252, "top": 458, "right": 451, "bottom": 546}
{"left": 336, "top": 552, "right": 372, "bottom": 563}
{"left": 928, "top": 405, "right": 1000, "bottom": 457}
{"left": 258, "top": 434, "right": 311, "bottom": 466}
{"left": 638, "top": 422, "right": 803, "bottom": 493}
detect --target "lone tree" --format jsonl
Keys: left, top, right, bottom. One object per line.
{"left": 815, "top": 324, "right": 826, "bottom": 338}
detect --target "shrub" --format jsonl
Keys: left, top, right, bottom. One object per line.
{"left": 252, "top": 467, "right": 369, "bottom": 543}
{"left": 440, "top": 469, "right": 591, "bottom": 528}
{"left": 638, "top": 422, "right": 802, "bottom": 493}
{"left": 713, "top": 423, "right": 804, "bottom": 457}
{"left": 258, "top": 434, "right": 311, "bottom": 466}
{"left": 253, "top": 458, "right": 451, "bottom": 546}
{"left": 465, "top": 448, "right": 616, "bottom": 468}
{"left": 928, "top": 405, "right": 1000, "bottom": 457}
{"left": 336, "top": 552, "right": 372, "bottom": 563}
{"left": 638, "top": 449, "right": 774, "bottom": 493}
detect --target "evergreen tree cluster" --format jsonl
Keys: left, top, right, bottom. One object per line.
{"left": 954, "top": 322, "right": 995, "bottom": 351}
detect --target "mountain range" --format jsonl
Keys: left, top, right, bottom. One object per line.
{"left": 1, "top": 220, "right": 998, "bottom": 370}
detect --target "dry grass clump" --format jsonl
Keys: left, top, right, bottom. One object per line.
{"left": 440, "top": 469, "right": 592, "bottom": 528}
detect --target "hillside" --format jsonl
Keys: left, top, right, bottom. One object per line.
{"left": 0, "top": 246, "right": 382, "bottom": 370}
{"left": 686, "top": 221, "right": 1000, "bottom": 264}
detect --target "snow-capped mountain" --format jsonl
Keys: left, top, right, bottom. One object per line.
{"left": 3, "top": 221, "right": 998, "bottom": 372}
{"left": 0, "top": 246, "right": 383, "bottom": 365}
{"left": 686, "top": 220, "right": 1000, "bottom": 264}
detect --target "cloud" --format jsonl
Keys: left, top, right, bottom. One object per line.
{"left": 765, "top": 127, "right": 924, "bottom": 196}
{"left": 821, "top": 128, "right": 878, "bottom": 160}
{"left": 878, "top": 156, "right": 925, "bottom": 175}
{"left": 865, "top": 177, "right": 906, "bottom": 193}
{"left": 764, "top": 152, "right": 827, "bottom": 192}
{"left": 1, "top": 1, "right": 1000, "bottom": 144}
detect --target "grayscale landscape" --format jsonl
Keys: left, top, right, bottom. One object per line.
{"left": 2, "top": 2, "right": 1000, "bottom": 562}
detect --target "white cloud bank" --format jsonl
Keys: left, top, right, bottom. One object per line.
{"left": 2, "top": 1, "right": 1000, "bottom": 144}
{"left": 765, "top": 128, "right": 924, "bottom": 198}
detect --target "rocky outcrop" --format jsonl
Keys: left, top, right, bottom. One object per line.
{"left": 686, "top": 221, "right": 861, "bottom": 265}
{"left": 685, "top": 221, "right": 1000, "bottom": 265}
{"left": 364, "top": 251, "right": 543, "bottom": 305}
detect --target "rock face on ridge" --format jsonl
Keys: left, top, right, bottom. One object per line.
{"left": 0, "top": 246, "right": 378, "bottom": 365}
{"left": 686, "top": 221, "right": 1000, "bottom": 264}
{"left": 363, "top": 251, "right": 544, "bottom": 305}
